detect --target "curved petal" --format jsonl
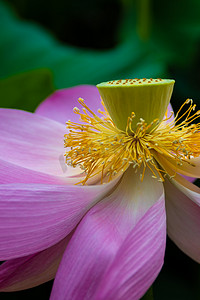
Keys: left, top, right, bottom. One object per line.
{"left": 0, "top": 236, "right": 70, "bottom": 292}
{"left": 165, "top": 177, "right": 200, "bottom": 263}
{"left": 182, "top": 175, "right": 196, "bottom": 183}
{"left": 35, "top": 86, "right": 102, "bottom": 124}
{"left": 94, "top": 197, "right": 166, "bottom": 300}
{"left": 0, "top": 179, "right": 117, "bottom": 260}
{"left": 0, "top": 159, "right": 82, "bottom": 185}
{"left": 155, "top": 151, "right": 200, "bottom": 179}
{"left": 50, "top": 167, "right": 165, "bottom": 300}
{"left": 0, "top": 109, "right": 74, "bottom": 178}
{"left": 169, "top": 155, "right": 200, "bottom": 178}
{"left": 169, "top": 173, "right": 200, "bottom": 205}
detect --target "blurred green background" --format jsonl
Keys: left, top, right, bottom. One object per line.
{"left": 0, "top": 0, "right": 200, "bottom": 299}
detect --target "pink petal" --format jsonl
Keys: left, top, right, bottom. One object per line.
{"left": 94, "top": 197, "right": 166, "bottom": 300}
{"left": 35, "top": 86, "right": 102, "bottom": 124}
{"left": 169, "top": 173, "right": 200, "bottom": 205}
{"left": 0, "top": 159, "right": 81, "bottom": 185}
{"left": 181, "top": 175, "right": 196, "bottom": 183}
{"left": 0, "top": 180, "right": 117, "bottom": 260}
{"left": 50, "top": 167, "right": 165, "bottom": 300}
{"left": 0, "top": 109, "right": 74, "bottom": 178}
{"left": 0, "top": 236, "right": 70, "bottom": 292}
{"left": 165, "top": 177, "right": 200, "bottom": 262}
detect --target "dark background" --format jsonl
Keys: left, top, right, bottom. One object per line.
{"left": 0, "top": 0, "right": 200, "bottom": 299}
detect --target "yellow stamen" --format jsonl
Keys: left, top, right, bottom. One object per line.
{"left": 64, "top": 98, "right": 200, "bottom": 185}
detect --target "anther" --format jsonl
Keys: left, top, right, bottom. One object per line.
{"left": 158, "top": 178, "right": 164, "bottom": 182}
{"left": 73, "top": 107, "right": 80, "bottom": 113}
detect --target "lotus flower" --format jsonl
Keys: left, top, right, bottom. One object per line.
{"left": 0, "top": 79, "right": 199, "bottom": 300}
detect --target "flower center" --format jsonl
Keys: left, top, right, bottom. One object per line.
{"left": 64, "top": 97, "right": 200, "bottom": 185}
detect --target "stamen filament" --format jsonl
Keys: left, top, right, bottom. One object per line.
{"left": 64, "top": 98, "right": 200, "bottom": 184}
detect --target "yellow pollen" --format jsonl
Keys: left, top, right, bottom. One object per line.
{"left": 64, "top": 98, "right": 200, "bottom": 184}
